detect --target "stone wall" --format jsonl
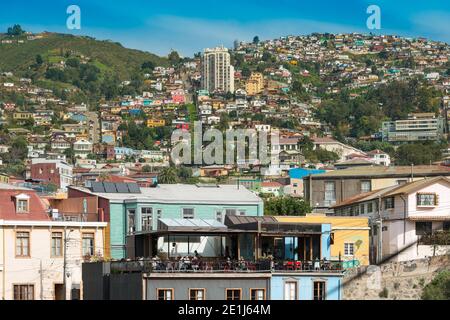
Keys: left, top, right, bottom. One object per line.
{"left": 343, "top": 255, "right": 450, "bottom": 300}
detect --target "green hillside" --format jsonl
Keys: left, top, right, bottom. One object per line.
{"left": 0, "top": 32, "right": 168, "bottom": 79}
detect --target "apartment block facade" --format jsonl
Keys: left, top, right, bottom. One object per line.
{"left": 201, "top": 46, "right": 235, "bottom": 93}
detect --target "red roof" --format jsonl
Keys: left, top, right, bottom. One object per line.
{"left": 261, "top": 182, "right": 283, "bottom": 188}
{"left": 0, "top": 185, "right": 50, "bottom": 221}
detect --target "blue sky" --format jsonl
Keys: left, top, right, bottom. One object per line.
{"left": 1, "top": 1, "right": 450, "bottom": 57}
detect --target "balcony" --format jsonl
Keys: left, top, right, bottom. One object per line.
{"left": 108, "top": 258, "right": 344, "bottom": 275}
{"left": 51, "top": 212, "right": 101, "bottom": 222}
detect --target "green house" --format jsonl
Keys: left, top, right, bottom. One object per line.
{"left": 68, "top": 183, "right": 263, "bottom": 259}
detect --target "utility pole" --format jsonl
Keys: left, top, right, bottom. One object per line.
{"left": 40, "top": 260, "right": 43, "bottom": 300}
{"left": 63, "top": 229, "right": 72, "bottom": 300}
{"left": 63, "top": 229, "right": 67, "bottom": 300}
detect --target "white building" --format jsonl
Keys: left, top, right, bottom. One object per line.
{"left": 201, "top": 46, "right": 235, "bottom": 93}
{"left": 312, "top": 137, "right": 366, "bottom": 162}
{"left": 332, "top": 177, "right": 450, "bottom": 263}
{"left": 0, "top": 183, "right": 106, "bottom": 300}
{"left": 73, "top": 139, "right": 93, "bottom": 159}
{"left": 367, "top": 149, "right": 391, "bottom": 166}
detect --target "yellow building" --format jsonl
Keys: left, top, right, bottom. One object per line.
{"left": 13, "top": 112, "right": 33, "bottom": 120}
{"left": 0, "top": 173, "right": 9, "bottom": 184}
{"left": 245, "top": 72, "right": 264, "bottom": 95}
{"left": 275, "top": 215, "right": 370, "bottom": 266}
{"left": 147, "top": 119, "right": 166, "bottom": 128}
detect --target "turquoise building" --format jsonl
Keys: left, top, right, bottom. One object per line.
{"left": 69, "top": 183, "right": 263, "bottom": 259}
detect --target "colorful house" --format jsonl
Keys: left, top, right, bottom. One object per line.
{"left": 67, "top": 183, "right": 264, "bottom": 259}
{"left": 276, "top": 215, "right": 370, "bottom": 267}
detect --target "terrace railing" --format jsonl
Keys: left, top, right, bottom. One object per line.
{"left": 109, "top": 258, "right": 344, "bottom": 274}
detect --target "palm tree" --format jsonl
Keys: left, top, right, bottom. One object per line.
{"left": 158, "top": 167, "right": 179, "bottom": 184}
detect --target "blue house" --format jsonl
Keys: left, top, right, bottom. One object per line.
{"left": 270, "top": 272, "right": 343, "bottom": 300}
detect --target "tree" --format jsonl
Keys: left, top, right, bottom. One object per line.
{"left": 395, "top": 142, "right": 443, "bottom": 165}
{"left": 253, "top": 36, "right": 260, "bottom": 45}
{"left": 35, "top": 54, "right": 43, "bottom": 66}
{"left": 141, "top": 61, "right": 155, "bottom": 71}
{"left": 422, "top": 271, "right": 450, "bottom": 300}
{"left": 264, "top": 197, "right": 311, "bottom": 216}
{"left": 63, "top": 148, "right": 75, "bottom": 164}
{"left": 142, "top": 165, "right": 152, "bottom": 173}
{"left": 241, "top": 66, "right": 251, "bottom": 78}
{"left": 158, "top": 167, "right": 179, "bottom": 184}
{"left": 168, "top": 50, "right": 181, "bottom": 65}
{"left": 7, "top": 24, "right": 24, "bottom": 36}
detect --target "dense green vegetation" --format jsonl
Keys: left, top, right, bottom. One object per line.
{"left": 315, "top": 79, "right": 442, "bottom": 139}
{"left": 394, "top": 141, "right": 447, "bottom": 165}
{"left": 264, "top": 196, "right": 311, "bottom": 216}
{"left": 422, "top": 270, "right": 450, "bottom": 300}
{"left": 0, "top": 32, "right": 167, "bottom": 78}
{"left": 0, "top": 29, "right": 168, "bottom": 105}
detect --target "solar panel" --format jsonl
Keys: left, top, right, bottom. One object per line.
{"left": 126, "top": 183, "right": 141, "bottom": 194}
{"left": 91, "top": 182, "right": 106, "bottom": 193}
{"left": 103, "top": 182, "right": 117, "bottom": 193}
{"left": 115, "top": 183, "right": 129, "bottom": 193}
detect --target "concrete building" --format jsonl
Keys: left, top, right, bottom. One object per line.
{"left": 201, "top": 46, "right": 235, "bottom": 93}
{"left": 0, "top": 183, "right": 106, "bottom": 300}
{"left": 381, "top": 113, "right": 445, "bottom": 143}
{"left": 245, "top": 72, "right": 264, "bottom": 95}
{"left": 304, "top": 165, "right": 450, "bottom": 213}
{"left": 331, "top": 177, "right": 450, "bottom": 263}
{"left": 73, "top": 139, "right": 93, "bottom": 160}
{"left": 29, "top": 159, "right": 73, "bottom": 192}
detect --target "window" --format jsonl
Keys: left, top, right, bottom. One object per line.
{"left": 157, "top": 209, "right": 162, "bottom": 220}
{"left": 141, "top": 207, "right": 153, "bottom": 231}
{"left": 13, "top": 285, "right": 34, "bottom": 300}
{"left": 17, "top": 199, "right": 29, "bottom": 213}
{"left": 225, "top": 209, "right": 237, "bottom": 216}
{"left": 284, "top": 281, "right": 297, "bottom": 300}
{"left": 157, "top": 289, "right": 174, "bottom": 300}
{"left": 15, "top": 232, "right": 30, "bottom": 257}
{"left": 215, "top": 211, "right": 223, "bottom": 222}
{"left": 416, "top": 222, "right": 432, "bottom": 236}
{"left": 344, "top": 243, "right": 354, "bottom": 256}
{"left": 225, "top": 289, "right": 241, "bottom": 300}
{"left": 51, "top": 232, "right": 63, "bottom": 257}
{"left": 324, "top": 181, "right": 336, "bottom": 206}
{"left": 189, "top": 289, "right": 205, "bottom": 300}
{"left": 250, "top": 289, "right": 266, "bottom": 300}
{"left": 127, "top": 209, "right": 136, "bottom": 234}
{"left": 82, "top": 233, "right": 94, "bottom": 257}
{"left": 417, "top": 193, "right": 437, "bottom": 206}
{"left": 367, "top": 202, "right": 373, "bottom": 213}
{"left": 239, "top": 210, "right": 246, "bottom": 216}
{"left": 361, "top": 180, "right": 371, "bottom": 193}
{"left": 360, "top": 204, "right": 365, "bottom": 215}
{"left": 384, "top": 197, "right": 394, "bottom": 209}
{"left": 313, "top": 281, "right": 326, "bottom": 300}
{"left": 182, "top": 208, "right": 195, "bottom": 219}
{"left": 443, "top": 222, "right": 450, "bottom": 232}
{"left": 397, "top": 180, "right": 407, "bottom": 185}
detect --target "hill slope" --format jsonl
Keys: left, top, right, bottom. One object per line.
{"left": 0, "top": 32, "right": 168, "bottom": 79}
